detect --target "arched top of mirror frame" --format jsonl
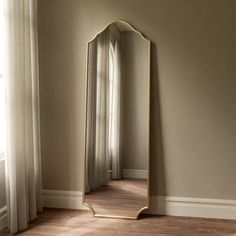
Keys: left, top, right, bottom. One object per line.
{"left": 87, "top": 19, "right": 151, "bottom": 44}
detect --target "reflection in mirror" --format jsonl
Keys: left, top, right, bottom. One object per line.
{"left": 84, "top": 21, "right": 150, "bottom": 219}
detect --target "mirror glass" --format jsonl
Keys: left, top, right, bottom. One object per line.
{"left": 84, "top": 21, "right": 150, "bottom": 219}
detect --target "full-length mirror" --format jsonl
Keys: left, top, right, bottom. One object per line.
{"left": 83, "top": 20, "right": 150, "bottom": 219}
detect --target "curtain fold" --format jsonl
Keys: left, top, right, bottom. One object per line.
{"left": 86, "top": 31, "right": 110, "bottom": 191}
{"left": 3, "top": 0, "right": 42, "bottom": 233}
{"left": 110, "top": 39, "right": 122, "bottom": 180}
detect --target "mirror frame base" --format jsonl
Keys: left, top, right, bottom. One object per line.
{"left": 83, "top": 203, "right": 149, "bottom": 220}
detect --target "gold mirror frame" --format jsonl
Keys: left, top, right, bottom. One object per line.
{"left": 82, "top": 19, "right": 151, "bottom": 220}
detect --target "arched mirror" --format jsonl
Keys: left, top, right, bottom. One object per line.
{"left": 83, "top": 20, "right": 150, "bottom": 219}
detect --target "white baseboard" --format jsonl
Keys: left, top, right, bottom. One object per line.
{"left": 146, "top": 196, "right": 236, "bottom": 220}
{"left": 0, "top": 206, "right": 7, "bottom": 231}
{"left": 122, "top": 169, "right": 147, "bottom": 179}
{"left": 43, "top": 190, "right": 88, "bottom": 210}
{"left": 42, "top": 190, "right": 236, "bottom": 220}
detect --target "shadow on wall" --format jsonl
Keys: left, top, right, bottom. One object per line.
{"left": 149, "top": 43, "right": 166, "bottom": 211}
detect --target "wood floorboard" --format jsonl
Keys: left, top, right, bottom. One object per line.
{"left": 1, "top": 208, "right": 236, "bottom": 236}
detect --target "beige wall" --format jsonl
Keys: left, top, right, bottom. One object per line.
{"left": 38, "top": 0, "right": 236, "bottom": 199}
{"left": 121, "top": 32, "right": 149, "bottom": 171}
{"left": 0, "top": 161, "right": 6, "bottom": 208}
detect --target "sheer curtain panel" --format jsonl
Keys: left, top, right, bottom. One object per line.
{"left": 110, "top": 39, "right": 122, "bottom": 180}
{"left": 3, "top": 0, "right": 42, "bottom": 233}
{"left": 86, "top": 31, "right": 110, "bottom": 191}
{"left": 0, "top": 0, "right": 6, "bottom": 159}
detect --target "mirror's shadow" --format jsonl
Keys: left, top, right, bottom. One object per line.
{"left": 84, "top": 20, "right": 151, "bottom": 219}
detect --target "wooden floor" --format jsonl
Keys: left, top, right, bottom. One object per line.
{"left": 1, "top": 208, "right": 236, "bottom": 236}
{"left": 85, "top": 179, "right": 147, "bottom": 218}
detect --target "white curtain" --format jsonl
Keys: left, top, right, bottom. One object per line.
{"left": 86, "top": 29, "right": 123, "bottom": 191}
{"left": 3, "top": 0, "right": 42, "bottom": 233}
{"left": 86, "top": 30, "right": 110, "bottom": 191}
{"left": 110, "top": 39, "right": 122, "bottom": 180}
{"left": 0, "top": 0, "right": 6, "bottom": 159}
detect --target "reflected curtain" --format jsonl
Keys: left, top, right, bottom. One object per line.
{"left": 3, "top": 0, "right": 42, "bottom": 233}
{"left": 86, "top": 29, "right": 123, "bottom": 191}
{"left": 110, "top": 39, "right": 122, "bottom": 180}
{"left": 86, "top": 31, "right": 110, "bottom": 191}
